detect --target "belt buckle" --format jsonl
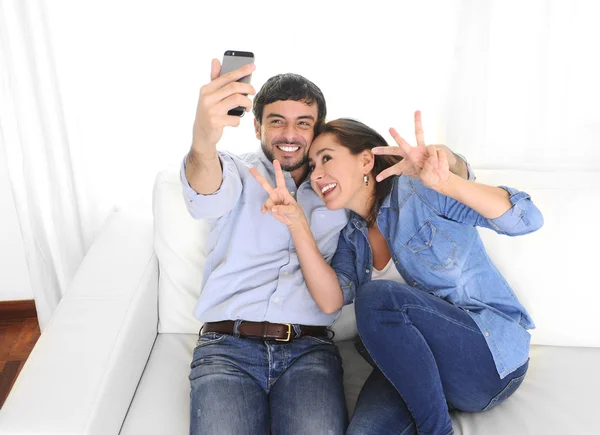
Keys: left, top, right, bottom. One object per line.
{"left": 275, "top": 323, "right": 293, "bottom": 342}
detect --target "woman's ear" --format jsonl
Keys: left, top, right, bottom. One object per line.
{"left": 361, "top": 149, "right": 375, "bottom": 174}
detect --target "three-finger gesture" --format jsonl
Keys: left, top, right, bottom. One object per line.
{"left": 372, "top": 111, "right": 450, "bottom": 188}
{"left": 249, "top": 160, "right": 307, "bottom": 230}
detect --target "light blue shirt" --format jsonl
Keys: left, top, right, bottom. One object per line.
{"left": 181, "top": 150, "right": 349, "bottom": 325}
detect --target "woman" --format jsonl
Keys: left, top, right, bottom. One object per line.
{"left": 250, "top": 113, "right": 543, "bottom": 435}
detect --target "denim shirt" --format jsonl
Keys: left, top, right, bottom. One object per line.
{"left": 332, "top": 176, "right": 544, "bottom": 378}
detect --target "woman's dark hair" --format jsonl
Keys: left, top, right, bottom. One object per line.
{"left": 320, "top": 118, "right": 402, "bottom": 227}
{"left": 253, "top": 73, "right": 327, "bottom": 134}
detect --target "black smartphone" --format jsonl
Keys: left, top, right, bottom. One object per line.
{"left": 220, "top": 50, "right": 255, "bottom": 116}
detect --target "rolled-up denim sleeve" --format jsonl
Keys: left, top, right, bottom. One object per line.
{"left": 411, "top": 179, "right": 544, "bottom": 236}
{"left": 486, "top": 186, "right": 544, "bottom": 235}
{"left": 331, "top": 233, "right": 359, "bottom": 305}
{"left": 180, "top": 152, "right": 242, "bottom": 219}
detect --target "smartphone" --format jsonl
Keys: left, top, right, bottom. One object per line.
{"left": 220, "top": 50, "right": 255, "bottom": 116}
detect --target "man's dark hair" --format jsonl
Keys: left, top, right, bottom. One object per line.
{"left": 252, "top": 73, "right": 327, "bottom": 134}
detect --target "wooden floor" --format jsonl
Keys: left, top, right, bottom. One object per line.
{"left": 0, "top": 316, "right": 40, "bottom": 409}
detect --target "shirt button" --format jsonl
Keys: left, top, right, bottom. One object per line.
{"left": 274, "top": 297, "right": 280, "bottom": 303}
{"left": 290, "top": 191, "right": 295, "bottom": 197}
{"left": 365, "top": 269, "right": 370, "bottom": 274}
{"left": 484, "top": 331, "right": 490, "bottom": 337}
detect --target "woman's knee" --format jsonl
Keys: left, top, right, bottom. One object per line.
{"left": 355, "top": 280, "right": 414, "bottom": 313}
{"left": 355, "top": 281, "right": 416, "bottom": 331}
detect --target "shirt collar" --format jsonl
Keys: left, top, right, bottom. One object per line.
{"left": 345, "top": 211, "right": 366, "bottom": 236}
{"left": 379, "top": 176, "right": 400, "bottom": 210}
{"left": 345, "top": 176, "right": 400, "bottom": 235}
{"left": 258, "top": 149, "right": 276, "bottom": 176}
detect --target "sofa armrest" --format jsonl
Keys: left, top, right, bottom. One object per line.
{"left": 0, "top": 209, "right": 159, "bottom": 435}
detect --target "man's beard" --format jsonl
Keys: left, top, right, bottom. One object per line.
{"left": 261, "top": 141, "right": 308, "bottom": 172}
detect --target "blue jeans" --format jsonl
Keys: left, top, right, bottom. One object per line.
{"left": 189, "top": 324, "right": 348, "bottom": 435}
{"left": 348, "top": 281, "right": 529, "bottom": 435}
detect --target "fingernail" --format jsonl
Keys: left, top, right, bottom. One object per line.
{"left": 272, "top": 207, "right": 278, "bottom": 213}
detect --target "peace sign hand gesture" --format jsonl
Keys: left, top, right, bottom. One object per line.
{"left": 249, "top": 160, "right": 308, "bottom": 231}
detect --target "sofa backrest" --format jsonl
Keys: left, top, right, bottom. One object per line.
{"left": 153, "top": 168, "right": 600, "bottom": 347}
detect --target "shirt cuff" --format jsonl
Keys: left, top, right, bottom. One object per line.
{"left": 488, "top": 187, "right": 532, "bottom": 230}
{"left": 338, "top": 275, "right": 356, "bottom": 306}
{"left": 180, "top": 152, "right": 241, "bottom": 219}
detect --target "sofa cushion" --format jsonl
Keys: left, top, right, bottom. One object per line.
{"left": 119, "top": 334, "right": 372, "bottom": 435}
{"left": 474, "top": 170, "right": 600, "bottom": 347}
{"left": 121, "top": 334, "right": 599, "bottom": 435}
{"left": 153, "top": 170, "right": 206, "bottom": 334}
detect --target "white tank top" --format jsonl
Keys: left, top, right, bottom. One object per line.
{"left": 371, "top": 258, "right": 407, "bottom": 284}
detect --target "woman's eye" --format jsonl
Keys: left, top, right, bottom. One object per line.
{"left": 322, "top": 155, "right": 332, "bottom": 163}
{"left": 308, "top": 165, "right": 315, "bottom": 172}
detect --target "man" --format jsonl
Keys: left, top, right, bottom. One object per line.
{"left": 182, "top": 59, "right": 348, "bottom": 435}
{"left": 181, "top": 58, "right": 472, "bottom": 434}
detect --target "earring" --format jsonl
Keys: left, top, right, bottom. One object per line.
{"left": 363, "top": 174, "right": 369, "bottom": 186}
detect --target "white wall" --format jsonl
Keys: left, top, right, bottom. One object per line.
{"left": 2, "top": 0, "right": 599, "bottom": 302}
{"left": 0, "top": 139, "right": 33, "bottom": 301}
{"left": 41, "top": 0, "right": 599, "bottom": 232}
{"left": 41, "top": 1, "right": 460, "bottom": 221}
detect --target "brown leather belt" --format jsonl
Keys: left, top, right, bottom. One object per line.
{"left": 202, "top": 321, "right": 329, "bottom": 342}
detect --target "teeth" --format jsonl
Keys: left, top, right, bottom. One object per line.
{"left": 321, "top": 183, "right": 337, "bottom": 194}
{"left": 278, "top": 146, "right": 299, "bottom": 152}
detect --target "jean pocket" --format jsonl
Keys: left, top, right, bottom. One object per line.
{"left": 482, "top": 372, "right": 527, "bottom": 411}
{"left": 194, "top": 332, "right": 227, "bottom": 350}
{"left": 406, "top": 221, "right": 456, "bottom": 270}
{"left": 190, "top": 333, "right": 228, "bottom": 370}
{"left": 303, "top": 335, "right": 335, "bottom": 346}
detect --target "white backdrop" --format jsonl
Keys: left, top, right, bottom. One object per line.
{"left": 43, "top": 0, "right": 600, "bottom": 224}
{"left": 3, "top": 0, "right": 600, "bottom": 325}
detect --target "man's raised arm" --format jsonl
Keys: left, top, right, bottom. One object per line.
{"left": 185, "top": 59, "right": 255, "bottom": 194}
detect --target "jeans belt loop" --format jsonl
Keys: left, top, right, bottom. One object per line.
{"left": 233, "top": 319, "right": 243, "bottom": 338}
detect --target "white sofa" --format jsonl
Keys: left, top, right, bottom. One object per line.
{"left": 1, "top": 169, "right": 599, "bottom": 435}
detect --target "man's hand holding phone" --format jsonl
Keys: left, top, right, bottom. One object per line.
{"left": 191, "top": 59, "right": 256, "bottom": 157}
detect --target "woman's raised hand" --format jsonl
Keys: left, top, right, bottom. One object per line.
{"left": 372, "top": 111, "right": 450, "bottom": 187}
{"left": 249, "top": 160, "right": 308, "bottom": 230}
{"left": 419, "top": 146, "right": 451, "bottom": 190}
